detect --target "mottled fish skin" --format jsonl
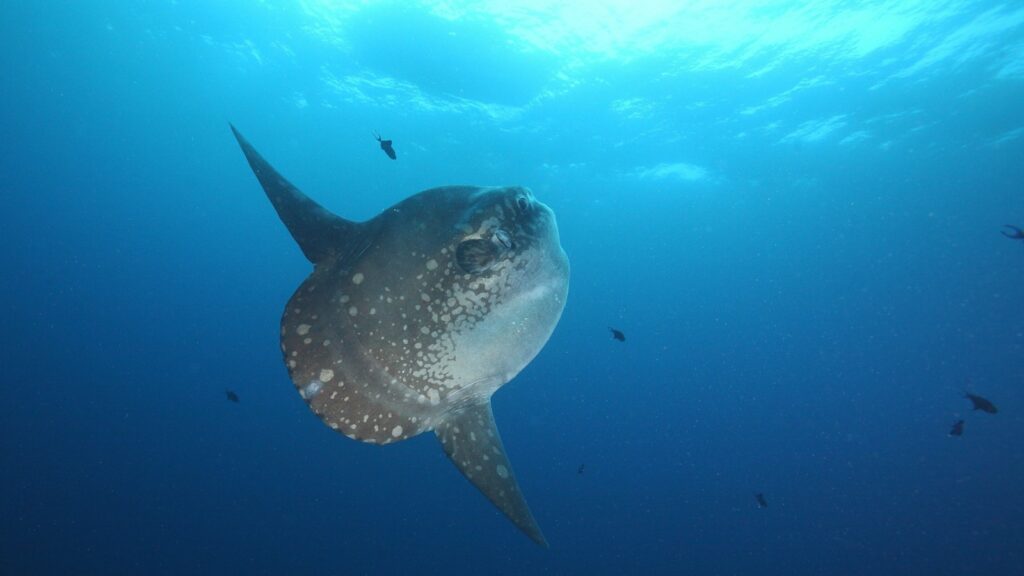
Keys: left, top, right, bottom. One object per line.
{"left": 282, "top": 186, "right": 568, "bottom": 445}
{"left": 231, "top": 126, "right": 569, "bottom": 546}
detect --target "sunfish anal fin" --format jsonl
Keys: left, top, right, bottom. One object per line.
{"left": 229, "top": 124, "right": 358, "bottom": 264}
{"left": 436, "top": 401, "right": 548, "bottom": 548}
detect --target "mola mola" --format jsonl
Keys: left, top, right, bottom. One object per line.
{"left": 230, "top": 125, "right": 569, "bottom": 546}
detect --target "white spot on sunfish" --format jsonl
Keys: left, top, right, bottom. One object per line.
{"left": 352, "top": 273, "right": 364, "bottom": 285}
{"left": 496, "top": 465, "right": 509, "bottom": 479}
{"left": 391, "top": 425, "right": 403, "bottom": 438}
{"left": 319, "top": 369, "right": 334, "bottom": 382}
{"left": 427, "top": 389, "right": 440, "bottom": 405}
{"left": 349, "top": 306, "right": 358, "bottom": 316}
{"left": 426, "top": 259, "right": 438, "bottom": 270}
{"left": 301, "top": 380, "right": 323, "bottom": 399}
{"left": 296, "top": 324, "right": 311, "bottom": 336}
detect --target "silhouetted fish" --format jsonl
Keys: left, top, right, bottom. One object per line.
{"left": 226, "top": 389, "right": 240, "bottom": 403}
{"left": 964, "top": 392, "right": 997, "bottom": 414}
{"left": 1001, "top": 225, "right": 1024, "bottom": 240}
{"left": 949, "top": 419, "right": 964, "bottom": 437}
{"left": 755, "top": 493, "right": 767, "bottom": 508}
{"left": 577, "top": 464, "right": 585, "bottom": 475}
{"left": 375, "top": 132, "right": 396, "bottom": 160}
{"left": 609, "top": 327, "right": 625, "bottom": 342}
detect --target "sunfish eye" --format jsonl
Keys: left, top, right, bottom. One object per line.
{"left": 492, "top": 228, "right": 513, "bottom": 250}
{"left": 515, "top": 195, "right": 529, "bottom": 212}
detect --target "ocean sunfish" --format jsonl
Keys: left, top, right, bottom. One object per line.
{"left": 230, "top": 125, "right": 570, "bottom": 547}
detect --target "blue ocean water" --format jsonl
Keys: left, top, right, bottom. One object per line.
{"left": 2, "top": 1, "right": 1023, "bottom": 574}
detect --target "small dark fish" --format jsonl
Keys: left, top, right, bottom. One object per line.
{"left": 949, "top": 419, "right": 964, "bottom": 437}
{"left": 755, "top": 493, "right": 768, "bottom": 508}
{"left": 609, "top": 328, "right": 625, "bottom": 342}
{"left": 577, "top": 464, "right": 585, "bottom": 475}
{"left": 965, "top": 392, "right": 998, "bottom": 414}
{"left": 1001, "top": 225, "right": 1024, "bottom": 240}
{"left": 374, "top": 132, "right": 396, "bottom": 160}
{"left": 226, "top": 389, "right": 240, "bottom": 403}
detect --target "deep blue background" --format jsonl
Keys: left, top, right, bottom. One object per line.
{"left": 2, "top": 1, "right": 1023, "bottom": 574}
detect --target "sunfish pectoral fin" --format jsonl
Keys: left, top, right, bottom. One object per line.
{"left": 229, "top": 124, "right": 358, "bottom": 264}
{"left": 435, "top": 401, "right": 548, "bottom": 548}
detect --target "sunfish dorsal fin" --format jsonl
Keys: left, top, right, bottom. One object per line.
{"left": 436, "top": 401, "right": 548, "bottom": 547}
{"left": 230, "top": 124, "right": 358, "bottom": 263}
